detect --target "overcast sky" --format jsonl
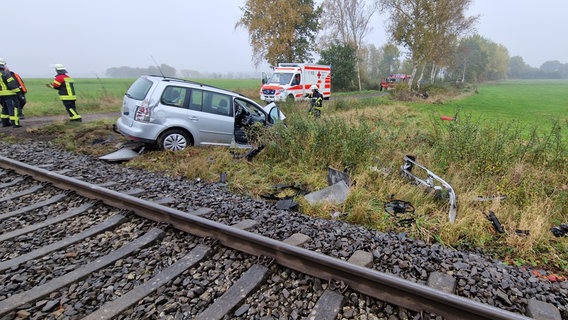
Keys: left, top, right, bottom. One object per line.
{"left": 4, "top": 0, "right": 567, "bottom": 78}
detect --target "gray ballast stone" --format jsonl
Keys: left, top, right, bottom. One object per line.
{"left": 348, "top": 250, "right": 374, "bottom": 268}
{"left": 526, "top": 298, "right": 561, "bottom": 320}
{"left": 284, "top": 233, "right": 312, "bottom": 247}
{"left": 232, "top": 219, "right": 258, "bottom": 230}
{"left": 427, "top": 271, "right": 456, "bottom": 294}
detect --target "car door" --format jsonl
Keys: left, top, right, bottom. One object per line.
{"left": 189, "top": 89, "right": 234, "bottom": 145}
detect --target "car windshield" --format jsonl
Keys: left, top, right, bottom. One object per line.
{"left": 267, "top": 73, "right": 293, "bottom": 85}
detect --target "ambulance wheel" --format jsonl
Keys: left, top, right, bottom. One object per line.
{"left": 287, "top": 94, "right": 295, "bottom": 102}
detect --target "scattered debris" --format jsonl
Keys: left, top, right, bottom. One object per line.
{"left": 515, "top": 229, "right": 530, "bottom": 236}
{"left": 304, "top": 180, "right": 349, "bottom": 206}
{"left": 551, "top": 223, "right": 568, "bottom": 237}
{"left": 370, "top": 157, "right": 392, "bottom": 176}
{"left": 473, "top": 195, "right": 507, "bottom": 202}
{"left": 440, "top": 116, "right": 454, "bottom": 121}
{"left": 400, "top": 155, "right": 457, "bottom": 223}
{"left": 384, "top": 196, "right": 415, "bottom": 216}
{"left": 276, "top": 198, "right": 298, "bottom": 211}
{"left": 219, "top": 172, "right": 227, "bottom": 183}
{"left": 327, "top": 167, "right": 350, "bottom": 186}
{"left": 304, "top": 167, "right": 352, "bottom": 206}
{"left": 482, "top": 211, "right": 530, "bottom": 236}
{"left": 261, "top": 183, "right": 307, "bottom": 211}
{"left": 232, "top": 144, "right": 265, "bottom": 161}
{"left": 384, "top": 195, "right": 416, "bottom": 226}
{"left": 483, "top": 211, "right": 505, "bottom": 233}
{"left": 99, "top": 145, "right": 146, "bottom": 162}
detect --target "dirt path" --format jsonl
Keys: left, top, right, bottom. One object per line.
{"left": 0, "top": 112, "right": 120, "bottom": 139}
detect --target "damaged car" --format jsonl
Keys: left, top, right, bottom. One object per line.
{"left": 115, "top": 75, "right": 285, "bottom": 151}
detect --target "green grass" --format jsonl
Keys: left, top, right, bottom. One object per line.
{"left": 417, "top": 80, "right": 568, "bottom": 130}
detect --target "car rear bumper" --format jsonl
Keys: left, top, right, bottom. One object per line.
{"left": 116, "top": 117, "right": 163, "bottom": 144}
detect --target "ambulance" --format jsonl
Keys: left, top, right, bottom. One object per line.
{"left": 260, "top": 63, "right": 331, "bottom": 102}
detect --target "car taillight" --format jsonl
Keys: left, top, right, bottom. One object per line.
{"left": 135, "top": 106, "right": 151, "bottom": 122}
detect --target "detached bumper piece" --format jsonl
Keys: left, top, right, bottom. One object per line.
{"left": 400, "top": 155, "right": 457, "bottom": 223}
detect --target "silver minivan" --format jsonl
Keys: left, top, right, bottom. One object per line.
{"left": 116, "top": 76, "right": 285, "bottom": 151}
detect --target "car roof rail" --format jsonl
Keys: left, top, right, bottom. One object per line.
{"left": 146, "top": 74, "right": 248, "bottom": 99}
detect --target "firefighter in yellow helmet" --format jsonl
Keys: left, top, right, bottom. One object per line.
{"left": 0, "top": 58, "right": 22, "bottom": 128}
{"left": 46, "top": 64, "right": 82, "bottom": 122}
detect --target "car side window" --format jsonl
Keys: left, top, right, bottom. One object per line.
{"left": 202, "top": 91, "right": 232, "bottom": 117}
{"left": 234, "top": 98, "right": 266, "bottom": 122}
{"left": 161, "top": 86, "right": 187, "bottom": 108}
{"left": 189, "top": 89, "right": 203, "bottom": 111}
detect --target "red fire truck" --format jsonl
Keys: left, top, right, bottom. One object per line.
{"left": 379, "top": 74, "right": 411, "bottom": 91}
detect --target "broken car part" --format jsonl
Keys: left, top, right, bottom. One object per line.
{"left": 483, "top": 211, "right": 505, "bottom": 234}
{"left": 400, "top": 155, "right": 457, "bottom": 223}
{"left": 231, "top": 145, "right": 265, "bottom": 161}
{"left": 261, "top": 183, "right": 308, "bottom": 211}
{"left": 384, "top": 197, "right": 415, "bottom": 216}
{"left": 551, "top": 223, "right": 568, "bottom": 237}
{"left": 327, "top": 167, "right": 350, "bottom": 186}
{"left": 304, "top": 180, "right": 349, "bottom": 206}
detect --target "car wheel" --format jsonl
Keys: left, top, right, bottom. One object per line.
{"left": 288, "top": 94, "right": 295, "bottom": 102}
{"left": 158, "top": 129, "right": 193, "bottom": 151}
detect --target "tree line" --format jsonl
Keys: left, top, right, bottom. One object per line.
{"left": 237, "top": 0, "right": 567, "bottom": 91}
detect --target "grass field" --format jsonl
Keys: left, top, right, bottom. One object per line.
{"left": 16, "top": 78, "right": 568, "bottom": 274}
{"left": 417, "top": 80, "right": 568, "bottom": 130}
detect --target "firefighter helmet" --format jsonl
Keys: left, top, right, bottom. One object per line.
{"left": 310, "top": 85, "right": 318, "bottom": 91}
{"left": 54, "top": 64, "right": 66, "bottom": 71}
{"left": 0, "top": 58, "right": 5, "bottom": 68}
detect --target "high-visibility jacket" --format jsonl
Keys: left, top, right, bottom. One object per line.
{"left": 51, "top": 73, "right": 76, "bottom": 101}
{"left": 0, "top": 70, "right": 20, "bottom": 96}
{"left": 11, "top": 72, "right": 26, "bottom": 94}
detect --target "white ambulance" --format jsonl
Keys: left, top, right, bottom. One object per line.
{"left": 260, "top": 63, "right": 331, "bottom": 102}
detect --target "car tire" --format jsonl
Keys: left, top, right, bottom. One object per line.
{"left": 158, "top": 129, "right": 193, "bottom": 151}
{"left": 287, "top": 94, "right": 295, "bottom": 102}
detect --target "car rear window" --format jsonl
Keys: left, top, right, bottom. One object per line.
{"left": 125, "top": 77, "right": 153, "bottom": 100}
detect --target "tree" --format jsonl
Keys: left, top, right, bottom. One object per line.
{"left": 236, "top": 0, "right": 322, "bottom": 67}
{"left": 319, "top": 43, "right": 358, "bottom": 91}
{"left": 447, "top": 35, "right": 487, "bottom": 82}
{"left": 540, "top": 60, "right": 564, "bottom": 78}
{"left": 380, "top": 0, "right": 477, "bottom": 88}
{"left": 446, "top": 35, "right": 509, "bottom": 83}
{"left": 320, "top": 0, "right": 380, "bottom": 91}
{"left": 376, "top": 43, "right": 400, "bottom": 77}
{"left": 483, "top": 42, "right": 508, "bottom": 81}
{"left": 508, "top": 56, "right": 534, "bottom": 79}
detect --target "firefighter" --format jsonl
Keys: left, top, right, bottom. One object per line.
{"left": 0, "top": 58, "right": 22, "bottom": 128}
{"left": 9, "top": 69, "right": 27, "bottom": 119}
{"left": 306, "top": 84, "right": 323, "bottom": 118}
{"left": 46, "top": 64, "right": 82, "bottom": 122}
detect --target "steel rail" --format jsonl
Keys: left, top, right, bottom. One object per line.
{"left": 0, "top": 155, "right": 531, "bottom": 320}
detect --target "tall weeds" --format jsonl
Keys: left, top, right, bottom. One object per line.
{"left": 255, "top": 105, "right": 567, "bottom": 271}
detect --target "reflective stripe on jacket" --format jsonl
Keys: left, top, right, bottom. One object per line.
{"left": 52, "top": 74, "right": 76, "bottom": 100}
{"left": 0, "top": 70, "right": 20, "bottom": 96}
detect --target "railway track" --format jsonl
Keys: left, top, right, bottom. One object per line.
{"left": 0, "top": 154, "right": 562, "bottom": 319}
